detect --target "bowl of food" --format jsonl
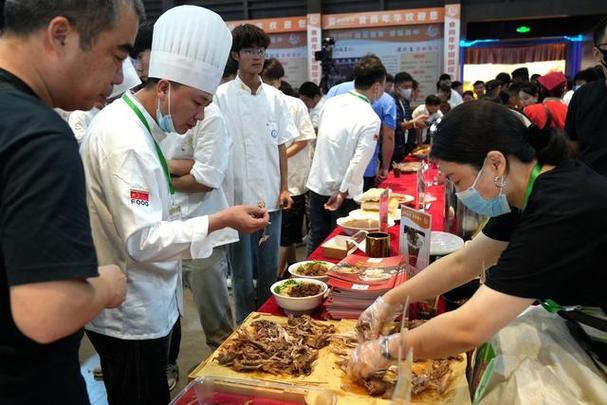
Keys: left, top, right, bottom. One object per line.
{"left": 271, "top": 278, "right": 329, "bottom": 314}
{"left": 336, "top": 216, "right": 380, "bottom": 235}
{"left": 288, "top": 260, "right": 334, "bottom": 281}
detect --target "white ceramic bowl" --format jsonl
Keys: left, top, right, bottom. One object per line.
{"left": 287, "top": 260, "right": 334, "bottom": 282}
{"left": 271, "top": 278, "right": 328, "bottom": 314}
{"left": 336, "top": 216, "right": 380, "bottom": 235}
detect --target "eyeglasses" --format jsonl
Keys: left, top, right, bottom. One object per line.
{"left": 240, "top": 47, "right": 266, "bottom": 57}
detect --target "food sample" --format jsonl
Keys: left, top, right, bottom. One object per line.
{"left": 274, "top": 280, "right": 323, "bottom": 297}
{"left": 332, "top": 331, "right": 463, "bottom": 398}
{"left": 293, "top": 261, "right": 332, "bottom": 277}
{"left": 215, "top": 315, "right": 336, "bottom": 376}
{"left": 341, "top": 218, "right": 379, "bottom": 229}
{"left": 394, "top": 161, "right": 422, "bottom": 173}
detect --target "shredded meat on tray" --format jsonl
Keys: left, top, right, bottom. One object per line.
{"left": 288, "top": 283, "right": 322, "bottom": 297}
{"left": 216, "top": 315, "right": 336, "bottom": 376}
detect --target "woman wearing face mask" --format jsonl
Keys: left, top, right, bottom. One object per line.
{"left": 348, "top": 100, "right": 607, "bottom": 379}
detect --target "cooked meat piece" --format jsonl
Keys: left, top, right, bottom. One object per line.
{"left": 288, "top": 282, "right": 322, "bottom": 297}
{"left": 364, "top": 377, "right": 388, "bottom": 396}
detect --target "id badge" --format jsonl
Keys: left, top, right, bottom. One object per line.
{"left": 168, "top": 198, "right": 182, "bottom": 221}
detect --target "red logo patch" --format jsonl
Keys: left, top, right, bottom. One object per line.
{"left": 130, "top": 190, "right": 149, "bottom": 201}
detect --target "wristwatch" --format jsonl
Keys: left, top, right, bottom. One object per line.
{"left": 380, "top": 335, "right": 396, "bottom": 360}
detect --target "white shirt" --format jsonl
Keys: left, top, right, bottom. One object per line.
{"left": 306, "top": 92, "right": 380, "bottom": 201}
{"left": 412, "top": 104, "right": 443, "bottom": 142}
{"left": 449, "top": 90, "right": 463, "bottom": 107}
{"left": 81, "top": 92, "right": 213, "bottom": 340}
{"left": 283, "top": 95, "right": 316, "bottom": 196}
{"left": 160, "top": 103, "right": 238, "bottom": 248}
{"left": 214, "top": 75, "right": 297, "bottom": 211}
{"left": 308, "top": 96, "right": 326, "bottom": 130}
{"left": 68, "top": 107, "right": 100, "bottom": 144}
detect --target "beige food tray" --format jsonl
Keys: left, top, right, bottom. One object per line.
{"left": 190, "top": 313, "right": 471, "bottom": 404}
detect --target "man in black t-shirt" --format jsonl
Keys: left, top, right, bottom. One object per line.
{"left": 0, "top": 1, "right": 143, "bottom": 404}
{"left": 566, "top": 17, "right": 607, "bottom": 176}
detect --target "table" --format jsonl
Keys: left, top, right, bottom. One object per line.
{"left": 259, "top": 166, "right": 446, "bottom": 315}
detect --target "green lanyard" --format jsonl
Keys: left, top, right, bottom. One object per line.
{"left": 521, "top": 163, "right": 542, "bottom": 211}
{"left": 122, "top": 94, "right": 175, "bottom": 195}
{"left": 348, "top": 90, "right": 370, "bottom": 104}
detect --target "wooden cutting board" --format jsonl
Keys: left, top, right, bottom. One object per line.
{"left": 190, "top": 313, "right": 471, "bottom": 404}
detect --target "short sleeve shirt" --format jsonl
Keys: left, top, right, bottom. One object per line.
{"left": 0, "top": 68, "right": 98, "bottom": 402}
{"left": 482, "top": 160, "right": 607, "bottom": 311}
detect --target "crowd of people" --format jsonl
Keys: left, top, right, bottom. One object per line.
{"left": 1, "top": 1, "right": 606, "bottom": 404}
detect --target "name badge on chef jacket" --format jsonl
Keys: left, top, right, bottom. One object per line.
{"left": 168, "top": 198, "right": 182, "bottom": 221}
{"left": 266, "top": 121, "right": 279, "bottom": 145}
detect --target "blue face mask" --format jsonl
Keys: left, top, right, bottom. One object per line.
{"left": 156, "top": 83, "right": 175, "bottom": 133}
{"left": 455, "top": 165, "right": 511, "bottom": 217}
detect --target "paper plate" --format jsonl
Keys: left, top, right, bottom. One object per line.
{"left": 431, "top": 231, "right": 464, "bottom": 256}
{"left": 348, "top": 208, "right": 398, "bottom": 224}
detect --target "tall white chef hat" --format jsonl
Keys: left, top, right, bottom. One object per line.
{"left": 109, "top": 57, "right": 142, "bottom": 99}
{"left": 148, "top": 5, "right": 232, "bottom": 94}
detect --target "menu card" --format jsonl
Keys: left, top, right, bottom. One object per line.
{"left": 399, "top": 205, "right": 432, "bottom": 277}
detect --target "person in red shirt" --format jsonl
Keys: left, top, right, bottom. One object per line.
{"left": 524, "top": 72, "right": 568, "bottom": 129}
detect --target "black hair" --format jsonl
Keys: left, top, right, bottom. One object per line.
{"left": 412, "top": 79, "right": 419, "bottom": 90}
{"left": 485, "top": 79, "right": 503, "bottom": 92}
{"left": 353, "top": 54, "right": 387, "bottom": 90}
{"left": 386, "top": 73, "right": 394, "bottom": 83}
{"left": 261, "top": 58, "right": 284, "bottom": 81}
{"left": 473, "top": 80, "right": 485, "bottom": 87}
{"left": 431, "top": 100, "right": 569, "bottom": 168}
{"left": 574, "top": 67, "right": 600, "bottom": 83}
{"left": 394, "top": 71, "right": 413, "bottom": 85}
{"left": 519, "top": 82, "right": 539, "bottom": 97}
{"left": 231, "top": 23, "right": 271, "bottom": 53}
{"left": 530, "top": 73, "right": 541, "bottom": 81}
{"left": 439, "top": 73, "right": 451, "bottom": 81}
{"left": 279, "top": 80, "right": 298, "bottom": 98}
{"left": 495, "top": 72, "right": 511, "bottom": 84}
{"left": 592, "top": 16, "right": 607, "bottom": 45}
{"left": 223, "top": 56, "right": 238, "bottom": 79}
{"left": 3, "top": 0, "right": 145, "bottom": 50}
{"left": 298, "top": 81, "right": 322, "bottom": 98}
{"left": 511, "top": 67, "right": 529, "bottom": 82}
{"left": 507, "top": 81, "right": 524, "bottom": 95}
{"left": 130, "top": 21, "right": 153, "bottom": 58}
{"left": 425, "top": 95, "right": 441, "bottom": 106}
{"left": 144, "top": 78, "right": 181, "bottom": 90}
{"left": 463, "top": 90, "right": 474, "bottom": 98}
{"left": 451, "top": 80, "right": 462, "bottom": 89}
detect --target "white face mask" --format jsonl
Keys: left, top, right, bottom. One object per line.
{"left": 400, "top": 88, "right": 412, "bottom": 100}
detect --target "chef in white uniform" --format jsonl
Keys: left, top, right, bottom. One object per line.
{"left": 160, "top": 102, "right": 237, "bottom": 349}
{"left": 80, "top": 6, "right": 269, "bottom": 405}
{"left": 69, "top": 58, "right": 141, "bottom": 144}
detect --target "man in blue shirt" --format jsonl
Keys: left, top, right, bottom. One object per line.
{"left": 327, "top": 80, "right": 395, "bottom": 190}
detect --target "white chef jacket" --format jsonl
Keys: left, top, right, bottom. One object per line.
{"left": 160, "top": 103, "right": 238, "bottom": 248}
{"left": 80, "top": 91, "right": 213, "bottom": 340}
{"left": 308, "top": 96, "right": 326, "bottom": 130}
{"left": 68, "top": 107, "right": 100, "bottom": 144}
{"left": 449, "top": 90, "right": 463, "bottom": 107}
{"left": 214, "top": 75, "right": 297, "bottom": 211}
{"left": 306, "top": 92, "right": 380, "bottom": 201}
{"left": 283, "top": 95, "right": 316, "bottom": 197}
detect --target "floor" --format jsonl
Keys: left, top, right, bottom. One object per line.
{"left": 79, "top": 245, "right": 307, "bottom": 403}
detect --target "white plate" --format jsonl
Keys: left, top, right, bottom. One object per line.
{"left": 431, "top": 231, "right": 464, "bottom": 256}
{"left": 349, "top": 209, "right": 398, "bottom": 224}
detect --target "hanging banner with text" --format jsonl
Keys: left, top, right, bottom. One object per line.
{"left": 443, "top": 4, "right": 461, "bottom": 80}
{"left": 307, "top": 13, "right": 322, "bottom": 85}
{"left": 265, "top": 32, "right": 309, "bottom": 88}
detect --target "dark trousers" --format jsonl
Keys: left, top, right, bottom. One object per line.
{"left": 86, "top": 329, "right": 171, "bottom": 405}
{"left": 363, "top": 176, "right": 377, "bottom": 192}
{"left": 307, "top": 190, "right": 359, "bottom": 255}
{"left": 168, "top": 317, "right": 181, "bottom": 366}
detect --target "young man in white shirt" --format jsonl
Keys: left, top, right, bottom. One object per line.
{"left": 412, "top": 94, "right": 443, "bottom": 144}
{"left": 214, "top": 25, "right": 298, "bottom": 324}
{"left": 80, "top": 7, "right": 269, "bottom": 404}
{"left": 306, "top": 55, "right": 385, "bottom": 254}
{"left": 262, "top": 58, "right": 316, "bottom": 275}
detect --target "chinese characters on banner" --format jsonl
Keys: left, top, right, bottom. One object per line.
{"left": 226, "top": 16, "right": 307, "bottom": 33}
{"left": 307, "top": 13, "right": 322, "bottom": 85}
{"left": 443, "top": 4, "right": 461, "bottom": 80}
{"left": 327, "top": 25, "right": 444, "bottom": 104}
{"left": 322, "top": 8, "right": 444, "bottom": 30}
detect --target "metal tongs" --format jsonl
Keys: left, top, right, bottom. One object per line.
{"left": 392, "top": 296, "right": 412, "bottom": 404}
{"left": 258, "top": 200, "right": 271, "bottom": 246}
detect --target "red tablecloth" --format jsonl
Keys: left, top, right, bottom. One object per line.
{"left": 258, "top": 167, "right": 446, "bottom": 316}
